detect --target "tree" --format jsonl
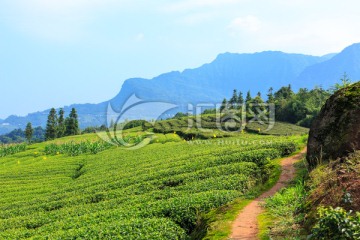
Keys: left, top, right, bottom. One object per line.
{"left": 57, "top": 108, "right": 66, "bottom": 138}
{"left": 224, "top": 84, "right": 331, "bottom": 128}
{"left": 257, "top": 91, "right": 261, "bottom": 97}
{"left": 330, "top": 72, "right": 353, "bottom": 93}
{"left": 173, "top": 112, "right": 187, "bottom": 119}
{"left": 274, "top": 85, "right": 294, "bottom": 100}
{"left": 237, "top": 91, "right": 244, "bottom": 106}
{"left": 220, "top": 98, "right": 228, "bottom": 113}
{"left": 45, "top": 108, "right": 58, "bottom": 140}
{"left": 267, "top": 87, "right": 275, "bottom": 103}
{"left": 229, "top": 89, "right": 238, "bottom": 109}
{"left": 25, "top": 122, "right": 33, "bottom": 143}
{"left": 65, "top": 108, "right": 80, "bottom": 136}
{"left": 250, "top": 95, "right": 265, "bottom": 114}
{"left": 245, "top": 91, "right": 252, "bottom": 103}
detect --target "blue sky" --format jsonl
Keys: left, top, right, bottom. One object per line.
{"left": 0, "top": 0, "right": 360, "bottom": 119}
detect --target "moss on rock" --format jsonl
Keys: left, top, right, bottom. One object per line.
{"left": 307, "top": 81, "right": 360, "bottom": 168}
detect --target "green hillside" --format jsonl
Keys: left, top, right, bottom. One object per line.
{"left": 0, "top": 130, "right": 306, "bottom": 239}
{"left": 152, "top": 114, "right": 308, "bottom": 140}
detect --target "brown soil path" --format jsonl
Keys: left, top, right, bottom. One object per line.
{"left": 229, "top": 148, "right": 307, "bottom": 240}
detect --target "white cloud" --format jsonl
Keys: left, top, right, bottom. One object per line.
{"left": 227, "top": 16, "right": 262, "bottom": 35}
{"left": 1, "top": 0, "right": 360, "bottom": 55}
{"left": 265, "top": 18, "right": 360, "bottom": 54}
{"left": 226, "top": 13, "right": 360, "bottom": 55}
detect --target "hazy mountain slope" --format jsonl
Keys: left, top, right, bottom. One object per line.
{"left": 0, "top": 49, "right": 344, "bottom": 134}
{"left": 295, "top": 43, "right": 360, "bottom": 89}
{"left": 110, "top": 51, "right": 324, "bottom": 112}
{"left": 0, "top": 103, "right": 108, "bottom": 135}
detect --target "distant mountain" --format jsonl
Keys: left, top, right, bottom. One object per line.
{"left": 0, "top": 103, "right": 108, "bottom": 135}
{"left": 109, "top": 51, "right": 326, "bottom": 116}
{"left": 1, "top": 43, "right": 360, "bottom": 135}
{"left": 0, "top": 126, "right": 45, "bottom": 144}
{"left": 295, "top": 43, "right": 360, "bottom": 89}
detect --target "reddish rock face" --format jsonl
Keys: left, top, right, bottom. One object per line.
{"left": 307, "top": 81, "right": 360, "bottom": 168}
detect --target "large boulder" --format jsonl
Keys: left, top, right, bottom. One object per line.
{"left": 307, "top": 81, "right": 360, "bottom": 167}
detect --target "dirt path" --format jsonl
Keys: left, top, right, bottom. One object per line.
{"left": 229, "top": 148, "right": 307, "bottom": 240}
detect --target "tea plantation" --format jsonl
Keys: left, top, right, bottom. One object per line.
{"left": 0, "top": 133, "right": 306, "bottom": 239}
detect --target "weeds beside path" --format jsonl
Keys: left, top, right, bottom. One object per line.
{"left": 229, "top": 148, "right": 307, "bottom": 240}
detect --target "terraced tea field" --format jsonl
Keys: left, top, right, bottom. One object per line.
{"left": 0, "top": 133, "right": 306, "bottom": 239}
{"left": 153, "top": 115, "right": 309, "bottom": 139}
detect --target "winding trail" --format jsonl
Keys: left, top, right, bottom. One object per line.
{"left": 229, "top": 148, "right": 307, "bottom": 240}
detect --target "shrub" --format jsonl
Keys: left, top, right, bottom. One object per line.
{"left": 0, "top": 144, "right": 27, "bottom": 157}
{"left": 310, "top": 207, "right": 360, "bottom": 240}
{"left": 44, "top": 141, "right": 112, "bottom": 156}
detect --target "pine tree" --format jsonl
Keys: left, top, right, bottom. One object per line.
{"left": 257, "top": 92, "right": 261, "bottom": 97}
{"left": 252, "top": 95, "right": 265, "bottom": 112}
{"left": 45, "top": 108, "right": 58, "bottom": 140}
{"left": 229, "top": 89, "right": 238, "bottom": 109}
{"left": 267, "top": 87, "right": 275, "bottom": 103}
{"left": 65, "top": 108, "right": 80, "bottom": 136}
{"left": 237, "top": 91, "right": 244, "bottom": 106}
{"left": 57, "top": 108, "right": 66, "bottom": 138}
{"left": 25, "top": 122, "right": 33, "bottom": 143}
{"left": 274, "top": 86, "right": 294, "bottom": 100}
{"left": 330, "top": 72, "right": 353, "bottom": 92}
{"left": 245, "top": 91, "right": 252, "bottom": 103}
{"left": 220, "top": 98, "right": 228, "bottom": 113}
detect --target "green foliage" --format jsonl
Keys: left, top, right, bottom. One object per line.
{"left": 238, "top": 91, "right": 244, "bottom": 105}
{"left": 65, "top": 108, "right": 80, "bottom": 136}
{"left": 245, "top": 121, "right": 309, "bottom": 136}
{"left": 202, "top": 108, "right": 216, "bottom": 115}
{"left": 122, "top": 120, "right": 148, "bottom": 130}
{"left": 330, "top": 72, "right": 354, "bottom": 93}
{"left": 151, "top": 133, "right": 182, "bottom": 144}
{"left": 267, "top": 87, "right": 275, "bottom": 104}
{"left": 81, "top": 125, "right": 108, "bottom": 134}
{"left": 25, "top": 123, "right": 33, "bottom": 143}
{"left": 310, "top": 207, "right": 360, "bottom": 240}
{"left": 0, "top": 127, "right": 45, "bottom": 144}
{"left": 274, "top": 86, "right": 330, "bottom": 127}
{"left": 173, "top": 112, "right": 189, "bottom": 119}
{"left": 229, "top": 89, "right": 238, "bottom": 109}
{"left": 249, "top": 95, "right": 265, "bottom": 114}
{"left": 57, "top": 108, "right": 66, "bottom": 138}
{"left": 0, "top": 134, "right": 302, "bottom": 239}
{"left": 45, "top": 108, "right": 58, "bottom": 140}
{"left": 221, "top": 85, "right": 330, "bottom": 128}
{"left": 44, "top": 141, "right": 113, "bottom": 156}
{"left": 220, "top": 98, "right": 227, "bottom": 113}
{"left": 274, "top": 84, "right": 294, "bottom": 100}
{"left": 152, "top": 114, "right": 308, "bottom": 139}
{"left": 259, "top": 159, "right": 309, "bottom": 240}
{"left": 246, "top": 90, "right": 252, "bottom": 103}
{"left": 0, "top": 143, "right": 27, "bottom": 157}
{"left": 264, "top": 182, "right": 307, "bottom": 235}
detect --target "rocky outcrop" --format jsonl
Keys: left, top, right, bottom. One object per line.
{"left": 307, "top": 81, "right": 360, "bottom": 167}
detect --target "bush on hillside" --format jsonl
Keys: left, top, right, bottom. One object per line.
{"left": 310, "top": 207, "right": 360, "bottom": 240}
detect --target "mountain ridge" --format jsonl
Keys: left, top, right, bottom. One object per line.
{"left": 1, "top": 43, "right": 360, "bottom": 135}
{"left": 295, "top": 43, "right": 360, "bottom": 89}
